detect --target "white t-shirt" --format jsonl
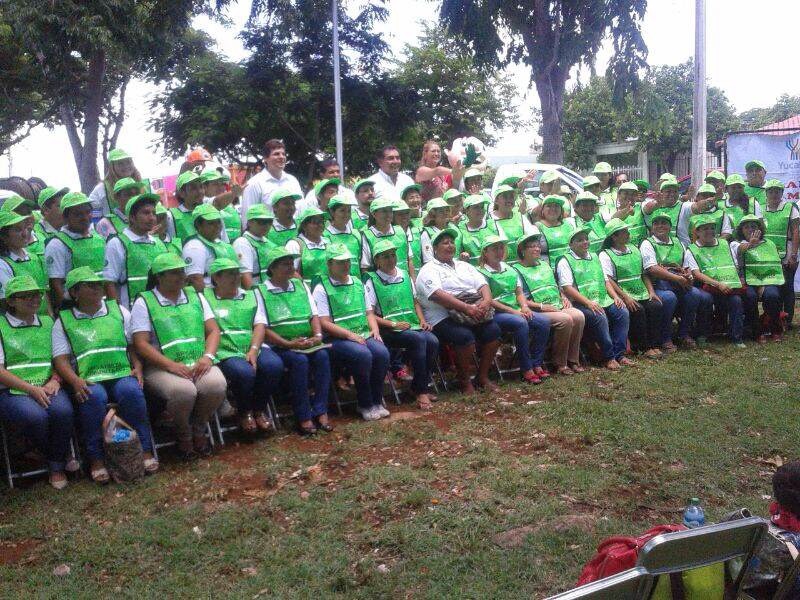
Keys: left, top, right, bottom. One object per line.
{"left": 415, "top": 258, "right": 488, "bottom": 326}
{"left": 44, "top": 226, "right": 100, "bottom": 297}
{"left": 88, "top": 181, "right": 111, "bottom": 220}
{"left": 52, "top": 302, "right": 133, "bottom": 358}
{"left": 261, "top": 279, "right": 319, "bottom": 325}
{"left": 232, "top": 234, "right": 260, "bottom": 275}
{"left": 182, "top": 237, "right": 241, "bottom": 287}
{"left": 240, "top": 169, "right": 303, "bottom": 220}
{"left": 366, "top": 169, "right": 415, "bottom": 201}
{"left": 103, "top": 228, "right": 160, "bottom": 308}
{"left": 129, "top": 288, "right": 215, "bottom": 351}
{"left": 0, "top": 250, "right": 37, "bottom": 299}
{"left": 556, "top": 251, "right": 608, "bottom": 288}
{"left": 95, "top": 209, "right": 128, "bottom": 240}
{"left": 312, "top": 276, "right": 374, "bottom": 318}
{"left": 360, "top": 225, "right": 400, "bottom": 269}
{"left": 363, "top": 269, "right": 407, "bottom": 316}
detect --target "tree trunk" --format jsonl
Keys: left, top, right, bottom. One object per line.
{"left": 535, "top": 68, "right": 567, "bottom": 164}
{"left": 665, "top": 152, "right": 677, "bottom": 174}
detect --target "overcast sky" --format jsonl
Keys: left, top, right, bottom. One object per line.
{"left": 4, "top": 0, "right": 800, "bottom": 188}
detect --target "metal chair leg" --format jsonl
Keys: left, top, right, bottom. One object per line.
{"left": 1, "top": 424, "right": 13, "bottom": 489}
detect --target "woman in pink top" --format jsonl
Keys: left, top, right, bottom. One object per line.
{"left": 415, "top": 140, "right": 463, "bottom": 202}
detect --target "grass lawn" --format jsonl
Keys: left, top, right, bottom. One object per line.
{"left": 1, "top": 337, "right": 798, "bottom": 599}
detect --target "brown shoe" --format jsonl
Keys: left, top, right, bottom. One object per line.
{"left": 253, "top": 412, "right": 273, "bottom": 433}
{"left": 239, "top": 412, "right": 257, "bottom": 433}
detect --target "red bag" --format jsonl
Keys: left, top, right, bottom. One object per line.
{"left": 577, "top": 524, "right": 687, "bottom": 585}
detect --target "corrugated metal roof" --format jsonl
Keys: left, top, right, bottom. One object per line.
{"left": 758, "top": 115, "right": 800, "bottom": 135}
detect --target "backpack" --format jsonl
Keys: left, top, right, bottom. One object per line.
{"left": 578, "top": 524, "right": 729, "bottom": 600}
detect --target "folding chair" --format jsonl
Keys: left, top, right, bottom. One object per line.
{"left": 545, "top": 567, "right": 653, "bottom": 599}
{"left": 772, "top": 535, "right": 800, "bottom": 600}
{"left": 636, "top": 516, "right": 767, "bottom": 598}
{"left": 1, "top": 423, "right": 79, "bottom": 489}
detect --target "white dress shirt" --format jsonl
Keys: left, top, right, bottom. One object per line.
{"left": 240, "top": 169, "right": 303, "bottom": 219}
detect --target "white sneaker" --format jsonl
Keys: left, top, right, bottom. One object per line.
{"left": 359, "top": 407, "right": 381, "bottom": 421}
{"left": 375, "top": 405, "right": 390, "bottom": 418}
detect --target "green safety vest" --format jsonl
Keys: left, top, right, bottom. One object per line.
{"left": 323, "top": 227, "right": 361, "bottom": 276}
{"left": 51, "top": 230, "right": 105, "bottom": 276}
{"left": 605, "top": 245, "right": 649, "bottom": 301}
{"left": 118, "top": 234, "right": 168, "bottom": 302}
{"left": 744, "top": 185, "right": 766, "bottom": 206}
{"left": 298, "top": 237, "right": 328, "bottom": 284}
{"left": 108, "top": 214, "right": 127, "bottom": 236}
{"left": 267, "top": 222, "right": 298, "bottom": 247}
{"left": 351, "top": 208, "right": 369, "bottom": 231}
{"left": 258, "top": 278, "right": 313, "bottom": 340}
{"left": 59, "top": 300, "right": 131, "bottom": 383}
{"left": 221, "top": 205, "right": 241, "bottom": 241}
{"left": 513, "top": 262, "right": 562, "bottom": 309}
{"left": 170, "top": 206, "right": 196, "bottom": 241}
{"left": 163, "top": 235, "right": 183, "bottom": 257}
{"left": 363, "top": 226, "right": 409, "bottom": 268}
{"left": 458, "top": 219, "right": 499, "bottom": 264}
{"left": 723, "top": 198, "right": 757, "bottom": 231}
{"left": 763, "top": 203, "right": 793, "bottom": 258}
{"left": 190, "top": 235, "right": 239, "bottom": 271}
{"left": 742, "top": 240, "right": 785, "bottom": 286}
{"left": 242, "top": 232, "right": 276, "bottom": 284}
{"left": 365, "top": 269, "right": 420, "bottom": 328}
{"left": 141, "top": 287, "right": 207, "bottom": 366}
{"left": 562, "top": 252, "right": 613, "bottom": 307}
{"left": 0, "top": 313, "right": 53, "bottom": 394}
{"left": 539, "top": 221, "right": 575, "bottom": 268}
{"left": 688, "top": 240, "right": 742, "bottom": 289}
{"left": 203, "top": 288, "right": 257, "bottom": 361}
{"left": 321, "top": 276, "right": 370, "bottom": 337}
{"left": 28, "top": 225, "right": 51, "bottom": 258}
{"left": 623, "top": 205, "right": 647, "bottom": 247}
{"left": 572, "top": 214, "right": 606, "bottom": 254}
{"left": 689, "top": 206, "right": 725, "bottom": 238}
{"left": 407, "top": 225, "right": 422, "bottom": 269}
{"left": 494, "top": 211, "right": 525, "bottom": 263}
{"left": 647, "top": 235, "right": 685, "bottom": 268}
{"left": 477, "top": 263, "right": 519, "bottom": 308}
{"left": 649, "top": 202, "right": 683, "bottom": 236}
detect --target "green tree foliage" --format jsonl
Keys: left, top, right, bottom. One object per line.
{"left": 2, "top": 0, "right": 214, "bottom": 191}
{"left": 439, "top": 0, "right": 648, "bottom": 164}
{"left": 739, "top": 94, "right": 800, "bottom": 130}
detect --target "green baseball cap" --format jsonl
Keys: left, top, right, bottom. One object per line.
{"left": 696, "top": 183, "right": 717, "bottom": 196}
{"left": 618, "top": 181, "right": 639, "bottom": 192}
{"left": 60, "top": 192, "right": 92, "bottom": 213}
{"left": 479, "top": 234, "right": 507, "bottom": 253}
{"left": 689, "top": 213, "right": 717, "bottom": 230}
{"left": 515, "top": 230, "right": 542, "bottom": 254}
{"left": 569, "top": 226, "right": 592, "bottom": 242}
{"left": 705, "top": 170, "right": 726, "bottom": 183}
{"left": 650, "top": 211, "right": 673, "bottom": 225}
{"left": 353, "top": 179, "right": 374, "bottom": 193}
{"left": 658, "top": 172, "right": 675, "bottom": 182}
{"left": 37, "top": 186, "right": 69, "bottom": 207}
{"left": 155, "top": 201, "right": 168, "bottom": 216}
{"left": 603, "top": 218, "right": 629, "bottom": 245}
{"left": 125, "top": 193, "right": 160, "bottom": 217}
{"left": 372, "top": 238, "right": 397, "bottom": 258}
{"left": 0, "top": 211, "right": 28, "bottom": 229}
{"left": 463, "top": 194, "right": 490, "bottom": 210}
{"left": 738, "top": 214, "right": 764, "bottom": 229}
{"left": 176, "top": 170, "right": 201, "bottom": 191}
{"left": 328, "top": 194, "right": 356, "bottom": 210}
{"left": 582, "top": 175, "right": 601, "bottom": 189}
{"left": 4, "top": 275, "right": 45, "bottom": 297}
{"left": 659, "top": 179, "right": 679, "bottom": 191}
{"left": 150, "top": 252, "right": 187, "bottom": 275}
{"left": 107, "top": 148, "right": 131, "bottom": 162}
{"left": 65, "top": 266, "right": 103, "bottom": 290}
{"left": 463, "top": 168, "right": 483, "bottom": 180}
{"left": 369, "top": 197, "right": 396, "bottom": 213}
{"left": 192, "top": 203, "right": 222, "bottom": 223}
{"left": 493, "top": 184, "right": 516, "bottom": 199}
{"left": 431, "top": 228, "right": 457, "bottom": 246}
{"left": 425, "top": 197, "right": 449, "bottom": 211}
{"left": 325, "top": 243, "right": 353, "bottom": 261}
{"left": 113, "top": 177, "right": 142, "bottom": 195}
{"left": 725, "top": 174, "right": 745, "bottom": 187}
{"left": 400, "top": 184, "right": 422, "bottom": 199}
{"left": 500, "top": 176, "right": 521, "bottom": 187}
{"left": 539, "top": 170, "right": 560, "bottom": 185}
{"left": 208, "top": 257, "right": 241, "bottom": 275}
{"left": 298, "top": 206, "right": 324, "bottom": 226}
{"left": 314, "top": 178, "right": 341, "bottom": 196}
{"left": 392, "top": 199, "right": 411, "bottom": 212}
{"left": 264, "top": 246, "right": 299, "bottom": 271}
{"left": 633, "top": 179, "right": 650, "bottom": 191}
{"left": 199, "top": 168, "right": 230, "bottom": 184}
{"left": 246, "top": 204, "right": 273, "bottom": 221}
{"left": 574, "top": 191, "right": 599, "bottom": 204}
{"left": 592, "top": 162, "right": 612, "bottom": 174}
{"left": 541, "top": 194, "right": 565, "bottom": 208}
{"left": 765, "top": 178, "right": 785, "bottom": 190}
{"left": 443, "top": 189, "right": 464, "bottom": 203}
{"left": 745, "top": 160, "right": 766, "bottom": 172}
{"left": 1, "top": 195, "right": 35, "bottom": 214}
{"left": 270, "top": 188, "right": 302, "bottom": 206}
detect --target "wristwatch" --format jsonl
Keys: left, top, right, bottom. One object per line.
{"left": 204, "top": 353, "right": 216, "bottom": 361}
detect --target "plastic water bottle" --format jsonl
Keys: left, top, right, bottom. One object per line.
{"left": 112, "top": 429, "right": 131, "bottom": 443}
{"left": 683, "top": 497, "right": 705, "bottom": 528}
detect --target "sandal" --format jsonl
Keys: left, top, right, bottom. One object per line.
{"left": 556, "top": 366, "right": 575, "bottom": 376}
{"left": 315, "top": 415, "right": 334, "bottom": 432}
{"left": 417, "top": 394, "right": 433, "bottom": 410}
{"left": 253, "top": 412, "right": 273, "bottom": 433}
{"left": 90, "top": 465, "right": 110, "bottom": 485}
{"left": 49, "top": 471, "right": 68, "bottom": 490}
{"left": 143, "top": 457, "right": 160, "bottom": 474}
{"left": 522, "top": 371, "right": 542, "bottom": 385}
{"left": 619, "top": 357, "right": 636, "bottom": 367}
{"left": 297, "top": 423, "right": 317, "bottom": 437}
{"left": 239, "top": 412, "right": 257, "bottom": 433}
{"left": 534, "top": 366, "right": 550, "bottom": 379}
{"left": 569, "top": 362, "right": 586, "bottom": 373}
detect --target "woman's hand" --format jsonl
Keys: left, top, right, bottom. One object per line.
{"left": 393, "top": 321, "right": 411, "bottom": 331}
{"left": 192, "top": 356, "right": 213, "bottom": 380}
{"left": 420, "top": 320, "right": 433, "bottom": 332}
{"left": 616, "top": 296, "right": 630, "bottom": 310}
{"left": 42, "top": 379, "right": 60, "bottom": 396}
{"left": 459, "top": 252, "right": 471, "bottom": 261}
{"left": 463, "top": 304, "right": 483, "bottom": 320}
{"left": 540, "top": 303, "right": 559, "bottom": 313}
{"left": 561, "top": 296, "right": 572, "bottom": 309}
{"left": 166, "top": 360, "right": 192, "bottom": 379}
{"left": 27, "top": 385, "right": 51, "bottom": 408}
{"left": 519, "top": 306, "right": 533, "bottom": 319}
{"left": 245, "top": 348, "right": 259, "bottom": 369}
{"left": 347, "top": 332, "right": 366, "bottom": 345}
{"left": 71, "top": 377, "right": 91, "bottom": 403}
{"left": 587, "top": 300, "right": 604, "bottom": 315}
{"left": 717, "top": 282, "right": 732, "bottom": 295}
{"left": 649, "top": 292, "right": 662, "bottom": 304}
{"left": 130, "top": 366, "right": 144, "bottom": 388}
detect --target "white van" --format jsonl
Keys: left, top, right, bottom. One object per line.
{"left": 491, "top": 163, "right": 584, "bottom": 199}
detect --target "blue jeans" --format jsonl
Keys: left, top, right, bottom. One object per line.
{"left": 576, "top": 304, "right": 629, "bottom": 361}
{"left": 218, "top": 349, "right": 284, "bottom": 413}
{"left": 783, "top": 263, "right": 797, "bottom": 324}
{"left": 329, "top": 338, "right": 390, "bottom": 409}
{"left": 380, "top": 329, "right": 439, "bottom": 393}
{"left": 493, "top": 312, "right": 551, "bottom": 371}
{"left": 75, "top": 376, "right": 153, "bottom": 460}
{"left": 272, "top": 347, "right": 331, "bottom": 422}
{"left": 745, "top": 285, "right": 781, "bottom": 331}
{"left": 654, "top": 279, "right": 708, "bottom": 340}
{"left": 432, "top": 317, "right": 501, "bottom": 347}
{"left": 652, "top": 288, "right": 678, "bottom": 345}
{"left": 695, "top": 289, "right": 745, "bottom": 343}
{"left": 0, "top": 389, "right": 74, "bottom": 472}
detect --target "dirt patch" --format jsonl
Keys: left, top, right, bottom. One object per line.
{"left": 493, "top": 514, "right": 598, "bottom": 548}
{"left": 0, "top": 538, "right": 42, "bottom": 565}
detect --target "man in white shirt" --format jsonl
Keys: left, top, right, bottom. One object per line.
{"left": 367, "top": 145, "right": 415, "bottom": 200}
{"left": 240, "top": 139, "right": 303, "bottom": 219}
{"left": 298, "top": 159, "right": 355, "bottom": 214}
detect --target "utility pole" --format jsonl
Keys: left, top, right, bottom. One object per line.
{"left": 332, "top": 0, "right": 344, "bottom": 178}
{"left": 691, "top": 0, "right": 707, "bottom": 188}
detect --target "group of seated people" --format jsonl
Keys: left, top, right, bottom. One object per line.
{"left": 0, "top": 144, "right": 794, "bottom": 490}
